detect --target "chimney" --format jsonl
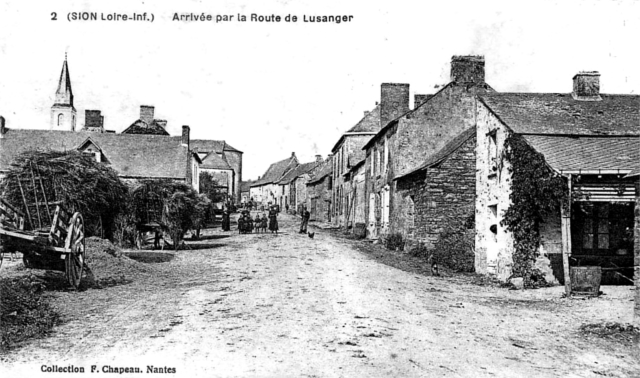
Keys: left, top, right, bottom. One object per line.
{"left": 140, "top": 105, "right": 155, "bottom": 126}
{"left": 364, "top": 110, "right": 370, "bottom": 117}
{"left": 84, "top": 110, "right": 104, "bottom": 131}
{"left": 315, "top": 154, "right": 323, "bottom": 163}
{"left": 451, "top": 55, "right": 485, "bottom": 85}
{"left": 572, "top": 71, "right": 601, "bottom": 101}
{"left": 0, "top": 116, "right": 5, "bottom": 139}
{"left": 292, "top": 152, "right": 296, "bottom": 158}
{"left": 380, "top": 83, "right": 410, "bottom": 127}
{"left": 181, "top": 125, "right": 190, "bottom": 147}
{"left": 414, "top": 94, "right": 431, "bottom": 108}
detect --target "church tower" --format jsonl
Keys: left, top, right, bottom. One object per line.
{"left": 50, "top": 55, "right": 77, "bottom": 131}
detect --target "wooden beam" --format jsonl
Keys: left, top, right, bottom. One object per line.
{"left": 562, "top": 174, "right": 573, "bottom": 297}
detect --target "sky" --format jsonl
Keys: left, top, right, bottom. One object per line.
{"left": 0, "top": 0, "right": 638, "bottom": 180}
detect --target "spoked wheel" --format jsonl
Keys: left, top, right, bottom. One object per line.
{"left": 65, "top": 212, "right": 85, "bottom": 289}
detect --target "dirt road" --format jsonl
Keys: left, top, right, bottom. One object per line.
{"left": 1, "top": 213, "right": 638, "bottom": 377}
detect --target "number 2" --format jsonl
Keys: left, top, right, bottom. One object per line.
{"left": 51, "top": 12, "right": 57, "bottom": 21}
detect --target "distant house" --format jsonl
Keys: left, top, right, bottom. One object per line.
{"left": 475, "top": 71, "right": 640, "bottom": 283}
{"left": 250, "top": 153, "right": 298, "bottom": 208}
{"left": 239, "top": 180, "right": 253, "bottom": 204}
{"left": 121, "top": 105, "right": 170, "bottom": 136}
{"left": 191, "top": 140, "right": 243, "bottom": 202}
{"left": 276, "top": 157, "right": 323, "bottom": 213}
{"left": 343, "top": 152, "right": 367, "bottom": 236}
{"left": 330, "top": 99, "right": 383, "bottom": 230}
{"left": 0, "top": 121, "right": 200, "bottom": 190}
{"left": 306, "top": 156, "right": 333, "bottom": 222}
{"left": 198, "top": 149, "right": 234, "bottom": 200}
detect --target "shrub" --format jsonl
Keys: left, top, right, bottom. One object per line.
{"left": 408, "top": 241, "right": 430, "bottom": 259}
{"left": 432, "top": 213, "right": 475, "bottom": 272}
{"left": 384, "top": 232, "right": 405, "bottom": 251}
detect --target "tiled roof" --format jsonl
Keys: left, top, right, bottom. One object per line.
{"left": 395, "top": 127, "right": 476, "bottom": 180}
{"left": 348, "top": 105, "right": 381, "bottom": 133}
{"left": 121, "top": 119, "right": 170, "bottom": 136}
{"left": 200, "top": 151, "right": 232, "bottom": 170}
{"left": 191, "top": 139, "right": 226, "bottom": 154}
{"left": 332, "top": 106, "right": 381, "bottom": 152}
{"left": 251, "top": 155, "right": 298, "bottom": 187}
{"left": 363, "top": 82, "right": 496, "bottom": 151}
{"left": 307, "top": 159, "right": 333, "bottom": 185}
{"left": 0, "top": 129, "right": 189, "bottom": 179}
{"left": 191, "top": 140, "right": 243, "bottom": 154}
{"left": 240, "top": 181, "right": 253, "bottom": 192}
{"left": 522, "top": 135, "right": 640, "bottom": 172}
{"left": 278, "top": 161, "right": 320, "bottom": 184}
{"left": 479, "top": 93, "right": 640, "bottom": 135}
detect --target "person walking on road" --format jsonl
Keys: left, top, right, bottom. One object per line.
{"left": 299, "top": 206, "right": 310, "bottom": 234}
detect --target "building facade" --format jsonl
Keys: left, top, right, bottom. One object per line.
{"left": 475, "top": 72, "right": 640, "bottom": 283}
{"left": 363, "top": 56, "right": 493, "bottom": 241}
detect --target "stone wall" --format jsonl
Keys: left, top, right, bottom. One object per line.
{"left": 475, "top": 100, "right": 515, "bottom": 280}
{"left": 409, "top": 135, "right": 476, "bottom": 250}
{"left": 223, "top": 150, "right": 243, "bottom": 201}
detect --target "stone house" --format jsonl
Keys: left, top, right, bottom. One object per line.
{"left": 240, "top": 180, "right": 253, "bottom": 204}
{"left": 362, "top": 55, "right": 494, "bottom": 241}
{"left": 277, "top": 157, "right": 323, "bottom": 214}
{"left": 198, "top": 150, "right": 235, "bottom": 203}
{"left": 0, "top": 118, "right": 200, "bottom": 190}
{"left": 306, "top": 156, "right": 333, "bottom": 223}
{"left": 342, "top": 153, "right": 367, "bottom": 236}
{"left": 394, "top": 127, "right": 476, "bottom": 253}
{"left": 475, "top": 71, "right": 640, "bottom": 283}
{"left": 191, "top": 140, "right": 243, "bottom": 202}
{"left": 330, "top": 103, "right": 383, "bottom": 228}
{"left": 250, "top": 153, "right": 298, "bottom": 208}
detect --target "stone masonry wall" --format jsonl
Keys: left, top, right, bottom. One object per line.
{"left": 412, "top": 135, "right": 476, "bottom": 249}
{"left": 475, "top": 101, "right": 515, "bottom": 281}
{"left": 224, "top": 150, "right": 242, "bottom": 201}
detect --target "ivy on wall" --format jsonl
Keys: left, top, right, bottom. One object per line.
{"left": 500, "top": 132, "right": 568, "bottom": 287}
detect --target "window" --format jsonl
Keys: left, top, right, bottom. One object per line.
{"left": 383, "top": 138, "right": 389, "bottom": 172}
{"left": 375, "top": 149, "right": 380, "bottom": 175}
{"left": 488, "top": 130, "right": 498, "bottom": 176}
{"left": 572, "top": 202, "right": 634, "bottom": 255}
{"left": 57, "top": 113, "right": 64, "bottom": 126}
{"left": 370, "top": 153, "right": 374, "bottom": 175}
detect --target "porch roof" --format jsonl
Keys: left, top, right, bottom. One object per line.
{"left": 523, "top": 135, "right": 640, "bottom": 172}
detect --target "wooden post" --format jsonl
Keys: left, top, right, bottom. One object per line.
{"left": 561, "top": 174, "right": 573, "bottom": 297}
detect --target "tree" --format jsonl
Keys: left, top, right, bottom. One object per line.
{"left": 199, "top": 172, "right": 228, "bottom": 204}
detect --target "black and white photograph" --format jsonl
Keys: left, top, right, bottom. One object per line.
{"left": 0, "top": 0, "right": 639, "bottom": 376}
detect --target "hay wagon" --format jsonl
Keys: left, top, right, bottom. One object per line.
{"left": 0, "top": 162, "right": 85, "bottom": 289}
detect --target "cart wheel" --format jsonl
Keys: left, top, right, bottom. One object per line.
{"left": 65, "top": 212, "right": 85, "bottom": 289}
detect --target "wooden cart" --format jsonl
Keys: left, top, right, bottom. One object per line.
{"left": 0, "top": 162, "right": 85, "bottom": 289}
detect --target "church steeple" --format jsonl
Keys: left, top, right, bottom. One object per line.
{"left": 54, "top": 54, "right": 74, "bottom": 107}
{"left": 51, "top": 54, "right": 77, "bottom": 131}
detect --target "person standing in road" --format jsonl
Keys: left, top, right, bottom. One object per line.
{"left": 299, "top": 206, "right": 310, "bottom": 234}
{"left": 222, "top": 207, "right": 230, "bottom": 231}
{"left": 268, "top": 206, "right": 279, "bottom": 234}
